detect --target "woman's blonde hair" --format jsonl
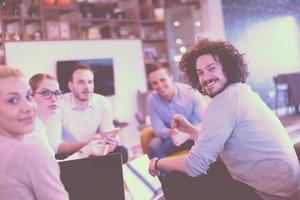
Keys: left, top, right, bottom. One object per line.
{"left": 0, "top": 66, "right": 23, "bottom": 79}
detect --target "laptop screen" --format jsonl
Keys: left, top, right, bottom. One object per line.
{"left": 59, "top": 153, "right": 125, "bottom": 200}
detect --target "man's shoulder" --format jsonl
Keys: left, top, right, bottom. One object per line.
{"left": 220, "top": 83, "right": 250, "bottom": 97}
{"left": 147, "top": 90, "right": 160, "bottom": 104}
{"left": 92, "top": 93, "right": 108, "bottom": 102}
{"left": 175, "top": 82, "right": 196, "bottom": 92}
{"left": 60, "top": 92, "right": 72, "bottom": 103}
{"left": 175, "top": 82, "right": 190, "bottom": 88}
{"left": 175, "top": 82, "right": 201, "bottom": 98}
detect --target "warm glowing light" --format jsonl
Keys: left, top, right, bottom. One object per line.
{"left": 176, "top": 38, "right": 182, "bottom": 44}
{"left": 195, "top": 21, "right": 201, "bottom": 26}
{"left": 173, "top": 21, "right": 180, "bottom": 27}
{"left": 179, "top": 46, "right": 186, "bottom": 53}
{"left": 268, "top": 91, "right": 275, "bottom": 98}
{"left": 173, "top": 55, "right": 182, "bottom": 62}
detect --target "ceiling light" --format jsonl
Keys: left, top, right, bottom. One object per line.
{"left": 179, "top": 46, "right": 186, "bottom": 53}
{"left": 173, "top": 21, "right": 180, "bottom": 27}
{"left": 195, "top": 21, "right": 201, "bottom": 26}
{"left": 174, "top": 55, "right": 182, "bottom": 62}
{"left": 176, "top": 38, "right": 182, "bottom": 44}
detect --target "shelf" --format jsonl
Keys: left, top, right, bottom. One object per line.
{"left": 165, "top": 0, "right": 200, "bottom": 8}
{"left": 23, "top": 17, "right": 43, "bottom": 24}
{"left": 142, "top": 38, "right": 166, "bottom": 43}
{"left": 80, "top": 18, "right": 139, "bottom": 24}
{"left": 0, "top": 0, "right": 170, "bottom": 71}
{"left": 1, "top": 16, "right": 21, "bottom": 23}
{"left": 41, "top": 6, "right": 76, "bottom": 17}
{"left": 140, "top": 20, "right": 165, "bottom": 25}
{"left": 78, "top": 1, "right": 118, "bottom": 9}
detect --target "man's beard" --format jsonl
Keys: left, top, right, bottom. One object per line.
{"left": 74, "top": 90, "right": 91, "bottom": 102}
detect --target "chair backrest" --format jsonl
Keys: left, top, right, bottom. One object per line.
{"left": 136, "top": 90, "right": 151, "bottom": 128}
{"left": 140, "top": 126, "right": 154, "bottom": 154}
{"left": 273, "top": 75, "right": 288, "bottom": 91}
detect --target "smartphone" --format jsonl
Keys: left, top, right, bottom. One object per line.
{"left": 101, "top": 127, "right": 121, "bottom": 138}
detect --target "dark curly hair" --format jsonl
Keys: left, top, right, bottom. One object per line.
{"left": 179, "top": 38, "right": 249, "bottom": 95}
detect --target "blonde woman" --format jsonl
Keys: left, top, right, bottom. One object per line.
{"left": 0, "top": 66, "right": 69, "bottom": 199}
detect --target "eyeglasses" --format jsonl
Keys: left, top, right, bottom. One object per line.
{"left": 34, "top": 90, "right": 63, "bottom": 100}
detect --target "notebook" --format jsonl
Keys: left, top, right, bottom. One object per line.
{"left": 59, "top": 153, "right": 125, "bottom": 200}
{"left": 123, "top": 155, "right": 164, "bottom": 200}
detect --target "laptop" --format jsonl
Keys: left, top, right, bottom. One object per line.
{"left": 59, "top": 153, "right": 125, "bottom": 200}
{"left": 123, "top": 155, "right": 164, "bottom": 200}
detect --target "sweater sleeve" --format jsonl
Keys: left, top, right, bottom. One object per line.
{"left": 186, "top": 91, "right": 238, "bottom": 177}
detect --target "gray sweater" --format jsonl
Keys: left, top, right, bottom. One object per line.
{"left": 186, "top": 83, "right": 300, "bottom": 200}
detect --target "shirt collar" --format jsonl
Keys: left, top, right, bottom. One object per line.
{"left": 158, "top": 84, "right": 178, "bottom": 103}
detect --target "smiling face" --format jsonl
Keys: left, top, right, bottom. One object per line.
{"left": 148, "top": 68, "right": 175, "bottom": 101}
{"left": 68, "top": 69, "right": 94, "bottom": 102}
{"left": 33, "top": 79, "right": 60, "bottom": 119}
{"left": 196, "top": 54, "right": 228, "bottom": 98}
{"left": 0, "top": 77, "right": 36, "bottom": 140}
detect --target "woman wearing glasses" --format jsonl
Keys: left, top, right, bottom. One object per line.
{"left": 26, "top": 73, "right": 105, "bottom": 159}
{"left": 0, "top": 66, "right": 69, "bottom": 199}
{"left": 29, "top": 73, "right": 63, "bottom": 123}
{"left": 24, "top": 73, "right": 63, "bottom": 156}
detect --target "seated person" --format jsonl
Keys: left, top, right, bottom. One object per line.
{"left": 25, "top": 73, "right": 109, "bottom": 159}
{"left": 0, "top": 66, "right": 69, "bottom": 199}
{"left": 146, "top": 64, "right": 207, "bottom": 158}
{"left": 24, "top": 73, "right": 63, "bottom": 156}
{"left": 46, "top": 64, "right": 128, "bottom": 163}
{"left": 149, "top": 38, "right": 300, "bottom": 200}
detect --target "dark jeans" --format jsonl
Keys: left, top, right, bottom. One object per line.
{"left": 160, "top": 159, "right": 262, "bottom": 200}
{"left": 150, "top": 138, "right": 194, "bottom": 159}
{"left": 111, "top": 145, "right": 128, "bottom": 163}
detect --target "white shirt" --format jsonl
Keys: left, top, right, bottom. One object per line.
{"left": 186, "top": 83, "right": 300, "bottom": 199}
{"left": 23, "top": 117, "right": 55, "bottom": 157}
{"left": 46, "top": 93, "right": 114, "bottom": 152}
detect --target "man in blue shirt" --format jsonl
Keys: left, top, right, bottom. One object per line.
{"left": 147, "top": 64, "right": 207, "bottom": 159}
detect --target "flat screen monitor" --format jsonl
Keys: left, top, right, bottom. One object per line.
{"left": 56, "top": 58, "right": 115, "bottom": 96}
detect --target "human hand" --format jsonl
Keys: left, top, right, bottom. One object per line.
{"left": 148, "top": 157, "right": 160, "bottom": 177}
{"left": 105, "top": 136, "right": 118, "bottom": 153}
{"left": 86, "top": 134, "right": 102, "bottom": 144}
{"left": 171, "top": 129, "right": 191, "bottom": 147}
{"left": 80, "top": 139, "right": 109, "bottom": 157}
{"left": 171, "top": 114, "right": 192, "bottom": 133}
